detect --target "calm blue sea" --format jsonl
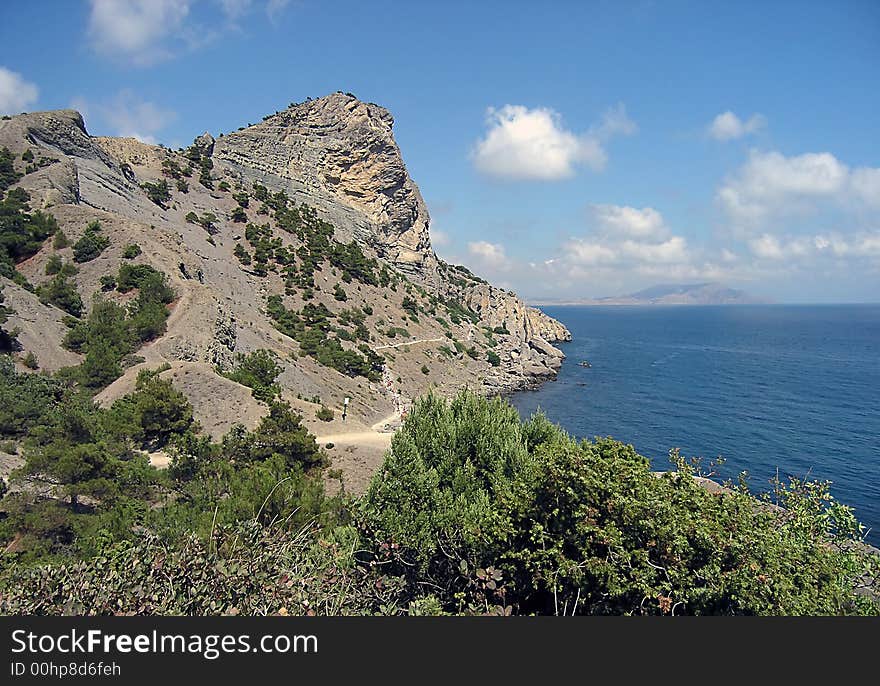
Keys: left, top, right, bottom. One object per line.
{"left": 510, "top": 305, "right": 880, "bottom": 545}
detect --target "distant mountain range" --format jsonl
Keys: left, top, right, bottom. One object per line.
{"left": 534, "top": 283, "right": 768, "bottom": 306}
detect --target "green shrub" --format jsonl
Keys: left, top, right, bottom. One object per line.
{"left": 72, "top": 225, "right": 110, "bottom": 263}
{"left": 487, "top": 350, "right": 501, "bottom": 367}
{"left": 52, "top": 231, "right": 69, "bottom": 249}
{"left": 37, "top": 274, "right": 83, "bottom": 317}
{"left": 222, "top": 349, "right": 282, "bottom": 403}
{"left": 141, "top": 179, "right": 171, "bottom": 207}
{"left": 0, "top": 147, "right": 21, "bottom": 192}
{"left": 44, "top": 253, "right": 62, "bottom": 275}
{"left": 122, "top": 244, "right": 142, "bottom": 259}
{"left": 316, "top": 406, "right": 334, "bottom": 422}
{"left": 360, "top": 391, "right": 880, "bottom": 616}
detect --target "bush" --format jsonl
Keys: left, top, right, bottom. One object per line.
{"left": 44, "top": 253, "right": 62, "bottom": 275}
{"left": 486, "top": 350, "right": 501, "bottom": 367}
{"left": 316, "top": 406, "right": 334, "bottom": 422}
{"left": 222, "top": 349, "right": 282, "bottom": 403}
{"left": 0, "top": 522, "right": 382, "bottom": 616}
{"left": 141, "top": 179, "right": 171, "bottom": 207}
{"left": 72, "top": 225, "right": 110, "bottom": 263}
{"left": 37, "top": 274, "right": 83, "bottom": 317}
{"left": 122, "top": 244, "right": 142, "bottom": 259}
{"left": 0, "top": 147, "right": 21, "bottom": 192}
{"left": 360, "top": 391, "right": 880, "bottom": 616}
{"left": 1, "top": 188, "right": 59, "bottom": 273}
{"left": 52, "top": 231, "right": 69, "bottom": 249}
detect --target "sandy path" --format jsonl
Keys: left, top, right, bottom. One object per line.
{"left": 315, "top": 411, "right": 401, "bottom": 446}
{"left": 374, "top": 337, "right": 444, "bottom": 350}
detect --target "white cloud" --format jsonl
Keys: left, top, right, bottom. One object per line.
{"left": 266, "top": 0, "right": 291, "bottom": 22}
{"left": 430, "top": 228, "right": 450, "bottom": 248}
{"left": 565, "top": 205, "right": 689, "bottom": 268}
{"left": 620, "top": 236, "right": 689, "bottom": 263}
{"left": 472, "top": 104, "right": 635, "bottom": 181}
{"left": 566, "top": 239, "right": 617, "bottom": 266}
{"left": 88, "top": 0, "right": 192, "bottom": 65}
{"left": 708, "top": 111, "right": 766, "bottom": 141}
{"left": 590, "top": 204, "right": 668, "bottom": 239}
{"left": 468, "top": 241, "right": 511, "bottom": 270}
{"left": 717, "top": 150, "right": 864, "bottom": 225}
{"left": 87, "top": 1, "right": 292, "bottom": 65}
{"left": 0, "top": 67, "right": 38, "bottom": 115}
{"left": 98, "top": 90, "right": 176, "bottom": 143}
{"left": 851, "top": 167, "right": 880, "bottom": 209}
{"left": 218, "top": 0, "right": 253, "bottom": 20}
{"left": 748, "top": 231, "right": 880, "bottom": 261}
{"left": 748, "top": 234, "right": 788, "bottom": 260}
{"left": 593, "top": 102, "right": 638, "bottom": 138}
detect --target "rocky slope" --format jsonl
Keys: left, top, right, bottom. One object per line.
{"left": 0, "top": 93, "right": 569, "bottom": 482}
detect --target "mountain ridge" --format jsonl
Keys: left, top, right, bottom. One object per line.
{"left": 533, "top": 282, "right": 767, "bottom": 306}
{"left": 0, "top": 93, "right": 570, "bottom": 489}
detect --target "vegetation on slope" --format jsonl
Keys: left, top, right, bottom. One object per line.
{"left": 0, "top": 382, "right": 876, "bottom": 616}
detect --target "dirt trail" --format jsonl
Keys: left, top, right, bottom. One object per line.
{"left": 373, "top": 337, "right": 444, "bottom": 350}
{"left": 315, "top": 410, "right": 401, "bottom": 446}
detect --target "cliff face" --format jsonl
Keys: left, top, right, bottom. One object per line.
{"left": 210, "top": 92, "right": 570, "bottom": 357}
{"left": 0, "top": 94, "right": 570, "bottom": 449}
{"left": 214, "top": 93, "right": 435, "bottom": 277}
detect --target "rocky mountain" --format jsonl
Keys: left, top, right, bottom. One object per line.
{"left": 538, "top": 282, "right": 766, "bottom": 306}
{"left": 0, "top": 93, "right": 569, "bottom": 485}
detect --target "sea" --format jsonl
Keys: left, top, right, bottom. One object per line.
{"left": 509, "top": 305, "right": 880, "bottom": 546}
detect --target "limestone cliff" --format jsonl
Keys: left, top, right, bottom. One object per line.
{"left": 209, "top": 92, "right": 570, "bottom": 366}
{"left": 213, "top": 93, "right": 435, "bottom": 277}
{"left": 0, "top": 93, "right": 571, "bottom": 457}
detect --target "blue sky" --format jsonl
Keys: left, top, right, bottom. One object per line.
{"left": 1, "top": 0, "right": 878, "bottom": 302}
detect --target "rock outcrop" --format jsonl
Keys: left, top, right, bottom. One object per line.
{"left": 214, "top": 93, "right": 436, "bottom": 278}
{"left": 0, "top": 93, "right": 570, "bottom": 426}
{"left": 210, "top": 92, "right": 570, "bottom": 388}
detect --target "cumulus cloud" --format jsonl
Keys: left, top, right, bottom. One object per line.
{"left": 620, "top": 236, "right": 689, "bottom": 263}
{"left": 467, "top": 241, "right": 511, "bottom": 270}
{"left": 0, "top": 67, "right": 38, "bottom": 115}
{"left": 565, "top": 239, "right": 617, "bottom": 266}
{"left": 88, "top": 0, "right": 192, "bottom": 65}
{"left": 472, "top": 103, "right": 635, "bottom": 181}
{"left": 593, "top": 102, "right": 639, "bottom": 138}
{"left": 717, "top": 150, "right": 880, "bottom": 225}
{"left": 97, "top": 90, "right": 176, "bottom": 143}
{"left": 430, "top": 228, "right": 451, "bottom": 248}
{"left": 851, "top": 167, "right": 880, "bottom": 209}
{"left": 561, "top": 204, "right": 694, "bottom": 277}
{"left": 708, "top": 111, "right": 766, "bottom": 141}
{"left": 590, "top": 204, "right": 668, "bottom": 239}
{"left": 749, "top": 231, "right": 880, "bottom": 261}
{"left": 87, "top": 0, "right": 293, "bottom": 64}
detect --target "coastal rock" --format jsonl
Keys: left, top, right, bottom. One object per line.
{"left": 1, "top": 93, "right": 571, "bottom": 414}
{"left": 213, "top": 93, "right": 435, "bottom": 277}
